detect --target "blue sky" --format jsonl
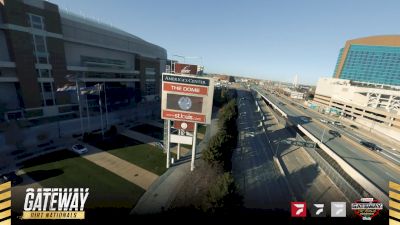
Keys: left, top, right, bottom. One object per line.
{"left": 49, "top": 0, "right": 400, "bottom": 85}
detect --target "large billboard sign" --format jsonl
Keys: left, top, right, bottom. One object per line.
{"left": 161, "top": 73, "right": 214, "bottom": 124}
{"left": 174, "top": 63, "right": 198, "bottom": 75}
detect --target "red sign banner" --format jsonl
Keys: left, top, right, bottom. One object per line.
{"left": 162, "top": 110, "right": 206, "bottom": 123}
{"left": 163, "top": 83, "right": 208, "bottom": 95}
{"left": 173, "top": 121, "right": 195, "bottom": 131}
{"left": 174, "top": 63, "right": 198, "bottom": 75}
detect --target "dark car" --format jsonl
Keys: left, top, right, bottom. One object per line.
{"left": 0, "top": 172, "right": 23, "bottom": 186}
{"left": 329, "top": 130, "right": 341, "bottom": 137}
{"left": 360, "top": 141, "right": 381, "bottom": 152}
{"left": 350, "top": 124, "right": 358, "bottom": 129}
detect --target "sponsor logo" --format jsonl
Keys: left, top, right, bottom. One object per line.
{"left": 351, "top": 198, "right": 383, "bottom": 220}
{"left": 311, "top": 203, "right": 326, "bottom": 217}
{"left": 0, "top": 181, "right": 11, "bottom": 224}
{"left": 22, "top": 188, "right": 89, "bottom": 220}
{"left": 331, "top": 202, "right": 346, "bottom": 217}
{"left": 291, "top": 202, "right": 306, "bottom": 217}
{"left": 181, "top": 66, "right": 191, "bottom": 74}
{"left": 389, "top": 181, "right": 400, "bottom": 224}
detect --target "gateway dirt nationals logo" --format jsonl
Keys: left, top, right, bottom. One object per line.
{"left": 351, "top": 198, "right": 383, "bottom": 220}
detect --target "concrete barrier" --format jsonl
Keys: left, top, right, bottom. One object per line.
{"left": 297, "top": 124, "right": 389, "bottom": 208}
{"left": 253, "top": 89, "right": 288, "bottom": 119}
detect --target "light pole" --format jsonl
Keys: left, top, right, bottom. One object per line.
{"left": 275, "top": 139, "right": 282, "bottom": 157}
{"left": 320, "top": 127, "right": 327, "bottom": 144}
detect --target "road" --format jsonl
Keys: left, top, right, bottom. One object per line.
{"left": 232, "top": 89, "right": 292, "bottom": 209}
{"left": 255, "top": 93, "right": 349, "bottom": 207}
{"left": 275, "top": 92, "right": 400, "bottom": 165}
{"left": 256, "top": 88, "right": 400, "bottom": 194}
{"left": 232, "top": 88, "right": 348, "bottom": 211}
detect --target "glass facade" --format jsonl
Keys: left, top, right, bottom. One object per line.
{"left": 339, "top": 45, "right": 400, "bottom": 86}
{"left": 333, "top": 48, "right": 343, "bottom": 76}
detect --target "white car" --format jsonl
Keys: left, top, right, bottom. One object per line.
{"left": 71, "top": 144, "right": 88, "bottom": 154}
{"left": 319, "top": 119, "right": 328, "bottom": 123}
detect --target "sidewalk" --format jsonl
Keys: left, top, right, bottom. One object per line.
{"left": 81, "top": 142, "right": 159, "bottom": 190}
{"left": 131, "top": 116, "right": 218, "bottom": 214}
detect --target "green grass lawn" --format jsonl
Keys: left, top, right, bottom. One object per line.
{"left": 108, "top": 144, "right": 167, "bottom": 175}
{"left": 21, "top": 150, "right": 145, "bottom": 209}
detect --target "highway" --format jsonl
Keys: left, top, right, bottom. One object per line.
{"left": 276, "top": 93, "right": 400, "bottom": 166}
{"left": 255, "top": 87, "right": 400, "bottom": 195}
{"left": 232, "top": 89, "right": 292, "bottom": 209}
{"left": 232, "top": 88, "right": 349, "bottom": 210}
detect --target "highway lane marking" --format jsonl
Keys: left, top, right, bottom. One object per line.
{"left": 381, "top": 151, "right": 400, "bottom": 165}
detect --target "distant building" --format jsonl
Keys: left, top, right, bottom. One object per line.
{"left": 313, "top": 77, "right": 400, "bottom": 141}
{"left": 333, "top": 35, "right": 400, "bottom": 86}
{"left": 0, "top": 0, "right": 166, "bottom": 121}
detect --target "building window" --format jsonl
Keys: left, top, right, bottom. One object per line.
{"left": 39, "top": 82, "right": 55, "bottom": 106}
{"left": 145, "top": 68, "right": 156, "bottom": 77}
{"left": 28, "top": 14, "right": 44, "bottom": 30}
{"left": 36, "top": 69, "right": 51, "bottom": 78}
{"left": 32, "top": 35, "right": 49, "bottom": 64}
{"left": 42, "top": 82, "right": 52, "bottom": 92}
{"left": 135, "top": 56, "right": 140, "bottom": 71}
{"left": 145, "top": 81, "right": 155, "bottom": 95}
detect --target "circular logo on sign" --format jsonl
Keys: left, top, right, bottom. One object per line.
{"left": 181, "top": 122, "right": 188, "bottom": 129}
{"left": 178, "top": 96, "right": 192, "bottom": 111}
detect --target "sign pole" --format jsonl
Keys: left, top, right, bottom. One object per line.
{"left": 166, "top": 120, "right": 171, "bottom": 168}
{"left": 190, "top": 123, "right": 198, "bottom": 171}
{"left": 177, "top": 129, "right": 181, "bottom": 160}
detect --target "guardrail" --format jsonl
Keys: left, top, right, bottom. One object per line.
{"left": 253, "top": 89, "right": 288, "bottom": 118}
{"left": 298, "top": 124, "right": 389, "bottom": 208}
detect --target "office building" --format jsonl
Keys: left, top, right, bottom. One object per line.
{"left": 0, "top": 0, "right": 166, "bottom": 122}
{"left": 333, "top": 35, "right": 400, "bottom": 86}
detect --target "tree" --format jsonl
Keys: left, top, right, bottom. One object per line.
{"left": 202, "top": 172, "right": 242, "bottom": 213}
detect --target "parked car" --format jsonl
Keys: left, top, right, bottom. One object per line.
{"left": 156, "top": 141, "right": 164, "bottom": 150}
{"left": 328, "top": 130, "right": 341, "bottom": 137}
{"left": 0, "top": 172, "right": 23, "bottom": 186}
{"left": 71, "top": 144, "right": 88, "bottom": 155}
{"left": 360, "top": 141, "right": 381, "bottom": 152}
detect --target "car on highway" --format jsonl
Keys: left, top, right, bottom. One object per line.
{"left": 319, "top": 118, "right": 328, "bottom": 123}
{"left": 350, "top": 124, "right": 358, "bottom": 129}
{"left": 300, "top": 116, "right": 311, "bottom": 122}
{"left": 328, "top": 130, "right": 341, "bottom": 137}
{"left": 71, "top": 144, "right": 88, "bottom": 154}
{"left": 0, "top": 172, "right": 23, "bottom": 186}
{"left": 360, "top": 141, "right": 381, "bottom": 152}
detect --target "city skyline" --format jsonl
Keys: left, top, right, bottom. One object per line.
{"left": 49, "top": 0, "right": 400, "bottom": 84}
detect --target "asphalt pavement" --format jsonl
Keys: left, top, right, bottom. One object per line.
{"left": 232, "top": 89, "right": 292, "bottom": 210}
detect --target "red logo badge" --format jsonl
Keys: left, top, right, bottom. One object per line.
{"left": 291, "top": 202, "right": 307, "bottom": 217}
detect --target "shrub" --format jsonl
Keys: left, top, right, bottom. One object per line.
{"left": 202, "top": 172, "right": 242, "bottom": 213}
{"left": 106, "top": 125, "right": 118, "bottom": 137}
